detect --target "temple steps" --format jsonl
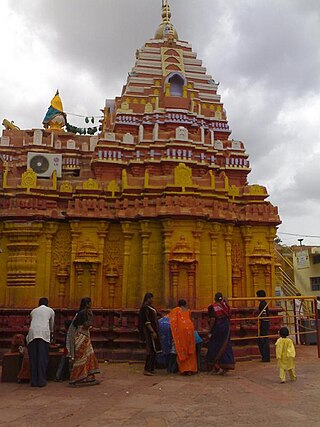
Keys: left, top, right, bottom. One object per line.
{"left": 0, "top": 308, "right": 281, "bottom": 364}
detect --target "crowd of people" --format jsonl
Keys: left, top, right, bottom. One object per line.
{"left": 17, "top": 290, "right": 298, "bottom": 387}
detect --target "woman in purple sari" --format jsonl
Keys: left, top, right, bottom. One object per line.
{"left": 207, "top": 292, "right": 235, "bottom": 375}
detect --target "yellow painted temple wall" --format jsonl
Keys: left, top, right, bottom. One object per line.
{"left": 0, "top": 219, "right": 277, "bottom": 310}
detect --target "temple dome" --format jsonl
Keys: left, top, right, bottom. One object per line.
{"left": 154, "top": 22, "right": 178, "bottom": 40}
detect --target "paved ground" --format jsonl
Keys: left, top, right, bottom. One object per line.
{"left": 1, "top": 345, "right": 320, "bottom": 427}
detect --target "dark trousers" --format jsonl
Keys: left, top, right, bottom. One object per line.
{"left": 257, "top": 321, "right": 270, "bottom": 362}
{"left": 144, "top": 331, "right": 156, "bottom": 372}
{"left": 145, "top": 353, "right": 156, "bottom": 372}
{"left": 28, "top": 338, "right": 49, "bottom": 387}
{"left": 167, "top": 354, "right": 178, "bottom": 373}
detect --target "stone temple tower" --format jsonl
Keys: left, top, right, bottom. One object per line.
{"left": 0, "top": 2, "right": 280, "bottom": 311}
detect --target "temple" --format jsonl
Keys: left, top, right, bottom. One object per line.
{"left": 0, "top": 2, "right": 280, "bottom": 314}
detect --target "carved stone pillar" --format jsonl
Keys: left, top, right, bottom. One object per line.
{"left": 75, "top": 264, "right": 84, "bottom": 287}
{"left": 138, "top": 124, "right": 144, "bottom": 142}
{"left": 153, "top": 123, "right": 159, "bottom": 141}
{"left": 3, "top": 223, "right": 43, "bottom": 306}
{"left": 162, "top": 220, "right": 173, "bottom": 307}
{"left": 264, "top": 264, "right": 271, "bottom": 295}
{"left": 267, "top": 227, "right": 277, "bottom": 296}
{"left": 231, "top": 242, "right": 245, "bottom": 303}
{"left": 44, "top": 223, "right": 58, "bottom": 299}
{"left": 96, "top": 222, "right": 109, "bottom": 307}
{"left": 89, "top": 263, "right": 98, "bottom": 300}
{"left": 57, "top": 267, "right": 69, "bottom": 300}
{"left": 187, "top": 264, "right": 196, "bottom": 308}
{"left": 241, "top": 225, "right": 253, "bottom": 299}
{"left": 105, "top": 265, "right": 119, "bottom": 308}
{"left": 121, "top": 221, "right": 134, "bottom": 307}
{"left": 250, "top": 265, "right": 259, "bottom": 294}
{"left": 139, "top": 221, "right": 152, "bottom": 299}
{"left": 70, "top": 222, "right": 81, "bottom": 305}
{"left": 51, "top": 225, "right": 72, "bottom": 307}
{"left": 192, "top": 220, "right": 204, "bottom": 308}
{"left": 224, "top": 224, "right": 234, "bottom": 298}
{"left": 209, "top": 223, "right": 220, "bottom": 302}
{"left": 171, "top": 264, "right": 179, "bottom": 306}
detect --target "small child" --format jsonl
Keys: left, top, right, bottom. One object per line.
{"left": 275, "top": 326, "right": 297, "bottom": 384}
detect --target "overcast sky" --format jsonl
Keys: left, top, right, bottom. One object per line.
{"left": 1, "top": 0, "right": 320, "bottom": 246}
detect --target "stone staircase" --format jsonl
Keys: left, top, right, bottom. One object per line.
{"left": 275, "top": 247, "right": 301, "bottom": 296}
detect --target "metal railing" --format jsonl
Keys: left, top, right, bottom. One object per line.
{"left": 278, "top": 266, "right": 301, "bottom": 296}
{"left": 228, "top": 296, "right": 320, "bottom": 358}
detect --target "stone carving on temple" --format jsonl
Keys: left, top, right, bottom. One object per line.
{"left": 51, "top": 226, "right": 71, "bottom": 304}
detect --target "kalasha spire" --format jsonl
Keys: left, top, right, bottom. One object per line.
{"left": 155, "top": 0, "right": 178, "bottom": 40}
{"left": 162, "top": 0, "right": 170, "bottom": 23}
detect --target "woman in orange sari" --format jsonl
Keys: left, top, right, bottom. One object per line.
{"left": 168, "top": 299, "right": 197, "bottom": 374}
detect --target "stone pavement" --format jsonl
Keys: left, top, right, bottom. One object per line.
{"left": 1, "top": 345, "right": 320, "bottom": 427}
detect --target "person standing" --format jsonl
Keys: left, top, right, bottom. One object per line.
{"left": 139, "top": 293, "right": 161, "bottom": 376}
{"left": 26, "top": 297, "right": 55, "bottom": 387}
{"left": 294, "top": 293, "right": 304, "bottom": 318}
{"left": 256, "top": 289, "right": 270, "bottom": 363}
{"left": 157, "top": 316, "right": 177, "bottom": 373}
{"left": 67, "top": 297, "right": 100, "bottom": 386}
{"left": 294, "top": 292, "right": 304, "bottom": 344}
{"left": 168, "top": 299, "right": 197, "bottom": 375}
{"left": 275, "top": 326, "right": 297, "bottom": 383}
{"left": 207, "top": 292, "right": 235, "bottom": 375}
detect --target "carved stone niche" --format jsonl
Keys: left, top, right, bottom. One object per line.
{"left": 176, "top": 126, "right": 188, "bottom": 141}
{"left": 105, "top": 264, "right": 119, "bottom": 307}
{"left": 249, "top": 242, "right": 272, "bottom": 295}
{"left": 74, "top": 240, "right": 101, "bottom": 287}
{"left": 168, "top": 236, "right": 197, "bottom": 308}
{"left": 174, "top": 163, "right": 192, "bottom": 191}
{"left": 123, "top": 133, "right": 134, "bottom": 144}
{"left": 231, "top": 242, "right": 244, "bottom": 300}
{"left": 214, "top": 140, "right": 223, "bottom": 150}
{"left": 231, "top": 140, "right": 242, "bottom": 150}
{"left": 104, "top": 132, "right": 116, "bottom": 141}
{"left": 67, "top": 139, "right": 76, "bottom": 150}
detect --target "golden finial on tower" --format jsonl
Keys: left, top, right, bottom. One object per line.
{"left": 162, "top": 0, "right": 170, "bottom": 23}
{"left": 155, "top": 0, "right": 178, "bottom": 40}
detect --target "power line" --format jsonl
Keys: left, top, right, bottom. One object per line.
{"left": 278, "top": 232, "right": 320, "bottom": 239}
{"left": 65, "top": 111, "right": 103, "bottom": 119}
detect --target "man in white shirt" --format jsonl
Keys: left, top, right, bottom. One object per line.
{"left": 294, "top": 293, "right": 304, "bottom": 318}
{"left": 294, "top": 293, "right": 304, "bottom": 344}
{"left": 27, "top": 297, "right": 55, "bottom": 387}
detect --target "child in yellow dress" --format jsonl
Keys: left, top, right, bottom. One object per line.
{"left": 275, "top": 326, "right": 297, "bottom": 383}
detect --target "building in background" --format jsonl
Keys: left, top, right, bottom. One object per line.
{"left": 292, "top": 246, "right": 320, "bottom": 295}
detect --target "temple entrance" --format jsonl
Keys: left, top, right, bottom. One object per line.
{"left": 169, "top": 261, "right": 197, "bottom": 308}
{"left": 168, "top": 236, "right": 197, "bottom": 308}
{"left": 74, "top": 262, "right": 100, "bottom": 306}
